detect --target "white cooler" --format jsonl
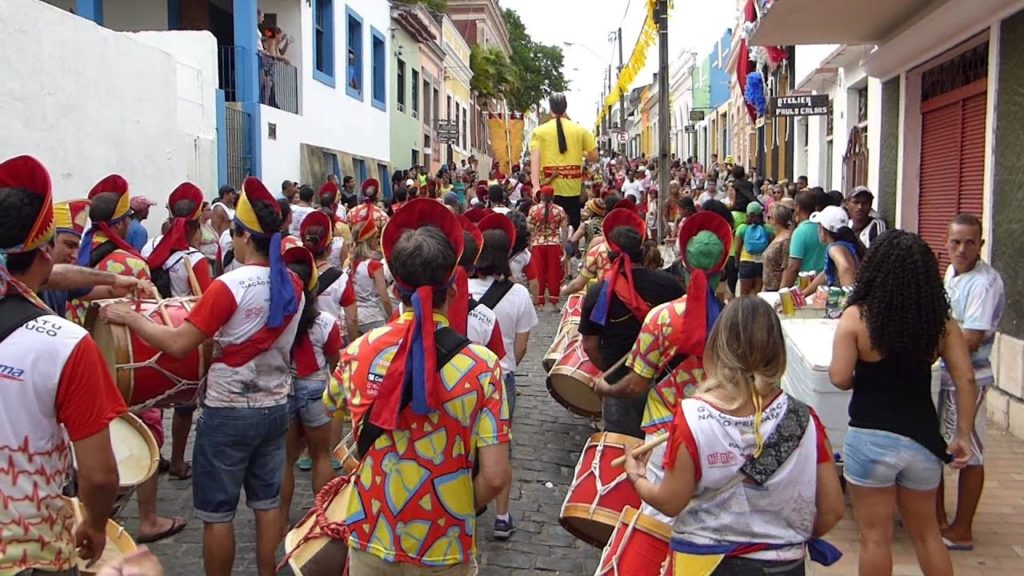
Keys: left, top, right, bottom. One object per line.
{"left": 779, "top": 317, "right": 942, "bottom": 464}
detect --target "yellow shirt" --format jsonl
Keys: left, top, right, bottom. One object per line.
{"left": 529, "top": 117, "right": 597, "bottom": 197}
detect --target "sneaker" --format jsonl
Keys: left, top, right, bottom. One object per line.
{"left": 296, "top": 456, "right": 312, "bottom": 471}
{"left": 331, "top": 458, "right": 343, "bottom": 471}
{"left": 493, "top": 516, "right": 516, "bottom": 540}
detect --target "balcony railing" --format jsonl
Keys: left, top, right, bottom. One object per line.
{"left": 218, "top": 46, "right": 298, "bottom": 114}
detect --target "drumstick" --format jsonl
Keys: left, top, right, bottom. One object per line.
{"left": 611, "top": 433, "right": 669, "bottom": 467}
{"left": 598, "top": 352, "right": 626, "bottom": 383}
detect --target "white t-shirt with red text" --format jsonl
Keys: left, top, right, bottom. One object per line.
{"left": 0, "top": 313, "right": 126, "bottom": 574}
{"left": 186, "top": 264, "right": 304, "bottom": 408}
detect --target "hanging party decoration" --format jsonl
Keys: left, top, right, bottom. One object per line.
{"left": 744, "top": 72, "right": 767, "bottom": 117}
{"left": 595, "top": 0, "right": 670, "bottom": 129}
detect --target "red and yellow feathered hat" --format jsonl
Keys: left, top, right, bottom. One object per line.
{"left": 300, "top": 210, "right": 335, "bottom": 255}
{"left": 0, "top": 155, "right": 55, "bottom": 308}
{"left": 0, "top": 156, "right": 54, "bottom": 254}
{"left": 674, "top": 211, "right": 733, "bottom": 359}
{"left": 319, "top": 181, "right": 339, "bottom": 208}
{"left": 147, "top": 182, "right": 204, "bottom": 269}
{"left": 590, "top": 207, "right": 649, "bottom": 326}
{"left": 361, "top": 178, "right": 380, "bottom": 198}
{"left": 77, "top": 174, "right": 140, "bottom": 265}
{"left": 235, "top": 176, "right": 298, "bottom": 328}
{"left": 478, "top": 212, "right": 516, "bottom": 255}
{"left": 54, "top": 199, "right": 90, "bottom": 238}
{"left": 281, "top": 241, "right": 319, "bottom": 292}
{"left": 371, "top": 198, "right": 464, "bottom": 433}
{"left": 350, "top": 207, "right": 377, "bottom": 243}
{"left": 88, "top": 174, "right": 131, "bottom": 221}
{"left": 450, "top": 215, "right": 483, "bottom": 337}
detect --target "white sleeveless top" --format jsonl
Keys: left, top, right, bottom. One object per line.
{"left": 671, "top": 395, "right": 823, "bottom": 561}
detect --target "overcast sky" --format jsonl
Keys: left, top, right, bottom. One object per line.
{"left": 500, "top": 0, "right": 738, "bottom": 127}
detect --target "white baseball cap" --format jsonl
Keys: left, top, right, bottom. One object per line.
{"left": 809, "top": 205, "right": 850, "bottom": 233}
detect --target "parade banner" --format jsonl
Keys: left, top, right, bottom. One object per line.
{"left": 488, "top": 112, "right": 525, "bottom": 175}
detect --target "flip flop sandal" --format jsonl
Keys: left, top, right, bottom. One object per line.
{"left": 942, "top": 537, "right": 974, "bottom": 551}
{"left": 168, "top": 463, "right": 192, "bottom": 481}
{"left": 137, "top": 517, "right": 187, "bottom": 544}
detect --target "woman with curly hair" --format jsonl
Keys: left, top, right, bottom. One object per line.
{"left": 830, "top": 230, "right": 977, "bottom": 576}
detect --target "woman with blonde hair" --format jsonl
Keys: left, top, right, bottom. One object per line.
{"left": 627, "top": 296, "right": 845, "bottom": 575}
{"left": 349, "top": 211, "right": 392, "bottom": 334}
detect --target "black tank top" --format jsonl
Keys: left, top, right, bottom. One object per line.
{"left": 848, "top": 356, "right": 949, "bottom": 462}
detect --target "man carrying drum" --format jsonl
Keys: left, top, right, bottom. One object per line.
{"left": 595, "top": 211, "right": 733, "bottom": 521}
{"left": 74, "top": 173, "right": 186, "bottom": 545}
{"left": 38, "top": 199, "right": 158, "bottom": 318}
{"left": 143, "top": 183, "right": 213, "bottom": 486}
{"left": 0, "top": 155, "right": 126, "bottom": 574}
{"left": 580, "top": 208, "right": 683, "bottom": 440}
{"left": 323, "top": 198, "right": 512, "bottom": 575}
{"left": 101, "top": 176, "right": 305, "bottom": 576}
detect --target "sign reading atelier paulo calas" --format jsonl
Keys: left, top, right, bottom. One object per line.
{"left": 771, "top": 94, "right": 830, "bottom": 117}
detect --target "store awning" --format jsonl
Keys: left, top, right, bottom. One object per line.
{"left": 749, "top": 0, "right": 940, "bottom": 47}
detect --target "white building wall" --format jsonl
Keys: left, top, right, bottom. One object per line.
{"left": 131, "top": 31, "right": 220, "bottom": 196}
{"left": 104, "top": 0, "right": 168, "bottom": 32}
{"left": 260, "top": 0, "right": 390, "bottom": 187}
{"left": 1, "top": 0, "right": 192, "bottom": 235}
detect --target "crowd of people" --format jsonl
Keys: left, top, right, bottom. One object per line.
{"left": 0, "top": 90, "right": 1006, "bottom": 576}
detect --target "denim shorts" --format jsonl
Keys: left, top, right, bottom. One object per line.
{"left": 193, "top": 404, "right": 289, "bottom": 522}
{"left": 843, "top": 427, "right": 942, "bottom": 491}
{"left": 505, "top": 372, "right": 517, "bottom": 419}
{"left": 289, "top": 377, "right": 331, "bottom": 428}
{"left": 738, "top": 260, "right": 764, "bottom": 280}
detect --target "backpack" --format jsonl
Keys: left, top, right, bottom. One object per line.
{"left": 151, "top": 266, "right": 173, "bottom": 298}
{"left": 743, "top": 224, "right": 770, "bottom": 255}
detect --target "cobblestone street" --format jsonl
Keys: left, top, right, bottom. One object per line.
{"left": 114, "top": 307, "right": 601, "bottom": 575}
{"left": 108, "top": 306, "right": 1024, "bottom": 575}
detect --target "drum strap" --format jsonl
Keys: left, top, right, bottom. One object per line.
{"left": 356, "top": 326, "right": 470, "bottom": 458}
{"left": 316, "top": 266, "right": 343, "bottom": 297}
{"left": 475, "top": 279, "right": 514, "bottom": 311}
{"left": 0, "top": 296, "right": 47, "bottom": 344}
{"left": 655, "top": 353, "right": 686, "bottom": 385}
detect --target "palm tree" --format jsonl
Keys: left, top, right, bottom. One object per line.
{"left": 470, "top": 45, "right": 516, "bottom": 111}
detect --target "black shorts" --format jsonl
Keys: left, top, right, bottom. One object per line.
{"left": 554, "top": 194, "right": 582, "bottom": 231}
{"left": 738, "top": 261, "right": 764, "bottom": 280}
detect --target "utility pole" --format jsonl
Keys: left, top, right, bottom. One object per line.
{"left": 656, "top": 0, "right": 670, "bottom": 242}
{"left": 617, "top": 27, "right": 626, "bottom": 156}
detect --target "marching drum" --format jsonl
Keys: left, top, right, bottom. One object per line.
{"left": 67, "top": 496, "right": 138, "bottom": 575}
{"left": 88, "top": 298, "right": 212, "bottom": 408}
{"left": 71, "top": 413, "right": 159, "bottom": 518}
{"left": 547, "top": 336, "right": 603, "bottom": 418}
{"left": 284, "top": 475, "right": 354, "bottom": 576}
{"left": 595, "top": 506, "right": 672, "bottom": 576}
{"left": 544, "top": 293, "right": 586, "bottom": 372}
{"left": 560, "top": 432, "right": 642, "bottom": 547}
{"left": 558, "top": 292, "right": 585, "bottom": 335}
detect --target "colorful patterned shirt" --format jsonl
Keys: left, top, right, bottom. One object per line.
{"left": 69, "top": 236, "right": 150, "bottom": 325}
{"left": 578, "top": 236, "right": 611, "bottom": 285}
{"left": 527, "top": 202, "right": 567, "bottom": 247}
{"left": 324, "top": 313, "right": 511, "bottom": 567}
{"left": 625, "top": 298, "right": 706, "bottom": 435}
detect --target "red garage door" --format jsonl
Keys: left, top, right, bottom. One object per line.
{"left": 919, "top": 79, "right": 987, "bottom": 271}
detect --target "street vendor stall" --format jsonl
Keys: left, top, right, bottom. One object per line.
{"left": 760, "top": 292, "right": 941, "bottom": 465}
